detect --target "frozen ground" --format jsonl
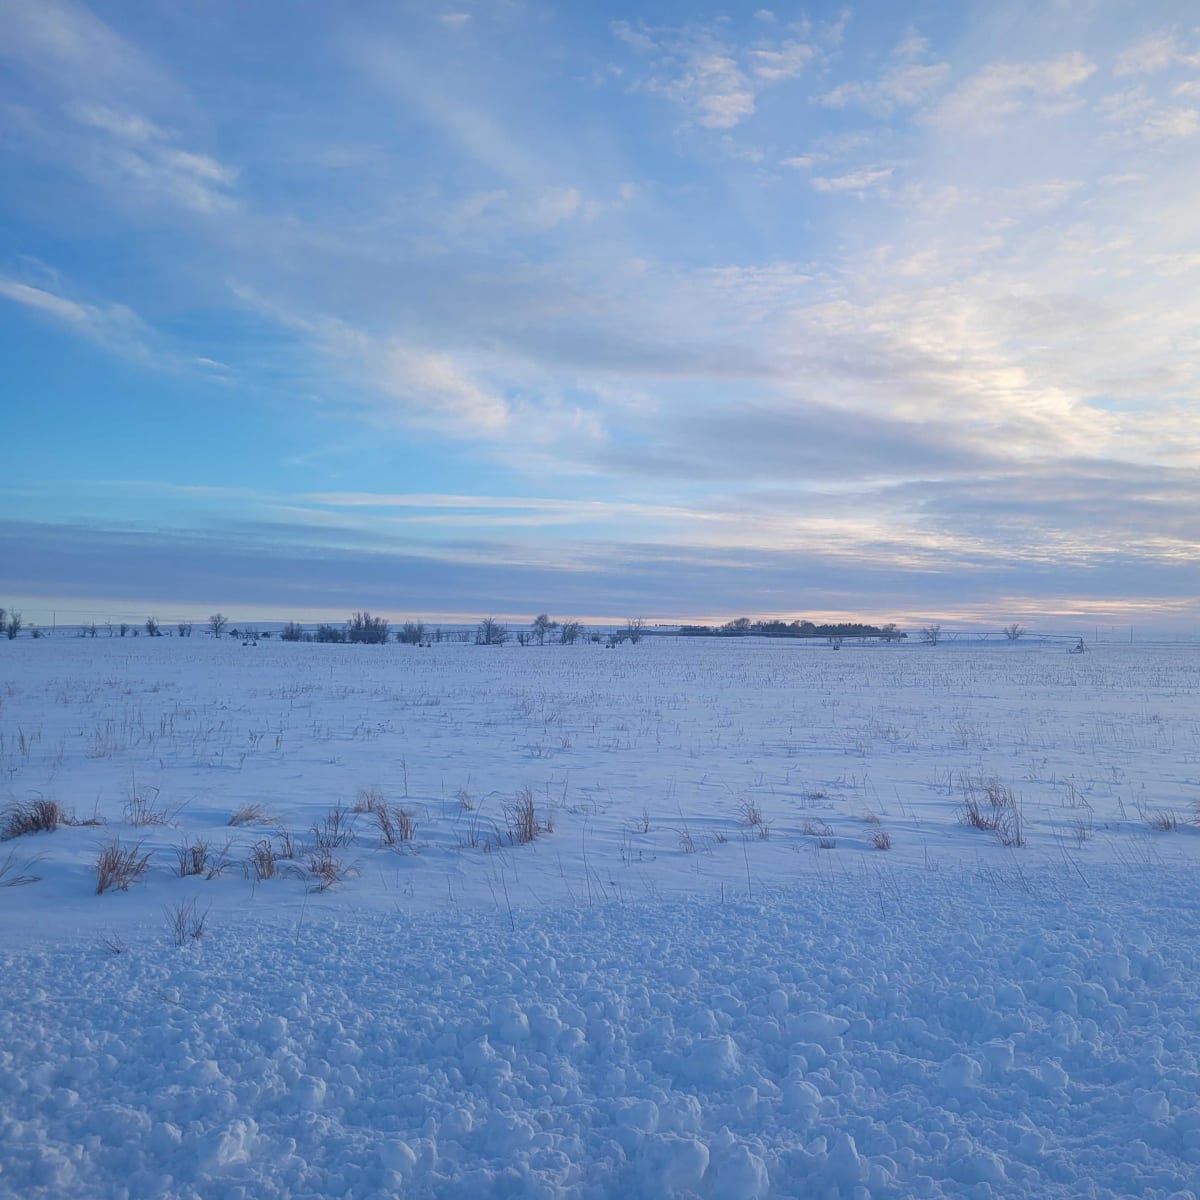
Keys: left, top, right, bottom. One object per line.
{"left": 2, "top": 636, "right": 1199, "bottom": 1198}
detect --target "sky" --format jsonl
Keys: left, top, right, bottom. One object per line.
{"left": 1, "top": 0, "right": 1199, "bottom": 632}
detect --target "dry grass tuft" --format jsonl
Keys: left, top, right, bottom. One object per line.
{"left": 1147, "top": 809, "right": 1178, "bottom": 832}
{"left": 164, "top": 897, "right": 209, "bottom": 946}
{"left": 355, "top": 789, "right": 415, "bottom": 845}
{"left": 354, "top": 787, "right": 384, "bottom": 814}
{"left": 312, "top": 806, "right": 356, "bottom": 850}
{"left": 245, "top": 838, "right": 280, "bottom": 881}
{"left": 509, "top": 786, "right": 546, "bottom": 845}
{"left": 678, "top": 825, "right": 697, "bottom": 854}
{"left": 97, "top": 932, "right": 127, "bottom": 955}
{"left": 125, "top": 785, "right": 179, "bottom": 827}
{"left": 0, "top": 847, "right": 43, "bottom": 887}
{"left": 229, "top": 802, "right": 270, "bottom": 827}
{"left": 2, "top": 796, "right": 68, "bottom": 840}
{"left": 870, "top": 829, "right": 892, "bottom": 850}
{"left": 305, "top": 847, "right": 357, "bottom": 892}
{"left": 175, "top": 837, "right": 232, "bottom": 879}
{"left": 96, "top": 839, "right": 151, "bottom": 894}
{"left": 394, "top": 806, "right": 416, "bottom": 843}
{"left": 737, "top": 798, "right": 764, "bottom": 827}
{"left": 958, "top": 775, "right": 1025, "bottom": 847}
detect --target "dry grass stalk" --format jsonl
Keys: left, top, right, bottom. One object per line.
{"left": 229, "top": 802, "right": 269, "bottom": 827}
{"left": 0, "top": 848, "right": 43, "bottom": 887}
{"left": 737, "top": 798, "right": 764, "bottom": 827}
{"left": 96, "top": 839, "right": 151, "bottom": 894}
{"left": 164, "top": 897, "right": 209, "bottom": 945}
{"left": 245, "top": 839, "right": 280, "bottom": 881}
{"left": 509, "top": 787, "right": 545, "bottom": 845}
{"left": 312, "top": 806, "right": 355, "bottom": 850}
{"left": 175, "top": 837, "right": 232, "bottom": 879}
{"left": 2, "top": 797, "right": 68, "bottom": 840}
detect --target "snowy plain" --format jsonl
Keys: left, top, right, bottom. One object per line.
{"left": 1, "top": 634, "right": 1199, "bottom": 1198}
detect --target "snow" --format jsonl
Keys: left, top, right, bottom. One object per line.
{"left": 2, "top": 635, "right": 1199, "bottom": 1197}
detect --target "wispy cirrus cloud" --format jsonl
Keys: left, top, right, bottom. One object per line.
{"left": 0, "top": 275, "right": 156, "bottom": 362}
{"left": 69, "top": 103, "right": 238, "bottom": 213}
{"left": 611, "top": 18, "right": 824, "bottom": 130}
{"left": 810, "top": 166, "right": 894, "bottom": 193}
{"left": 1098, "top": 86, "right": 1200, "bottom": 142}
{"left": 819, "top": 33, "right": 950, "bottom": 116}
{"left": 928, "top": 51, "right": 1096, "bottom": 134}
{"left": 1114, "top": 32, "right": 1200, "bottom": 76}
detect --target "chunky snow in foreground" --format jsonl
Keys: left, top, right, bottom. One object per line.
{"left": 2, "top": 636, "right": 1199, "bottom": 1197}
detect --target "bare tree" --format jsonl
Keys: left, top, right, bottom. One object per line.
{"left": 625, "top": 618, "right": 646, "bottom": 644}
{"left": 349, "top": 611, "right": 390, "bottom": 643}
{"left": 531, "top": 613, "right": 558, "bottom": 645}
{"left": 145, "top": 616, "right": 161, "bottom": 637}
{"left": 177, "top": 622, "right": 193, "bottom": 638}
{"left": 209, "top": 613, "right": 228, "bottom": 639}
{"left": 1003, "top": 622, "right": 1026, "bottom": 641}
{"left": 920, "top": 624, "right": 942, "bottom": 646}
{"left": 476, "top": 616, "right": 508, "bottom": 645}
{"left": 559, "top": 620, "right": 583, "bottom": 645}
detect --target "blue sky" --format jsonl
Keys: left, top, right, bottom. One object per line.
{"left": 2, "top": 0, "right": 1199, "bottom": 630}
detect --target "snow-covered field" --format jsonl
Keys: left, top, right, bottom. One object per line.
{"left": 2, "top": 636, "right": 1199, "bottom": 1198}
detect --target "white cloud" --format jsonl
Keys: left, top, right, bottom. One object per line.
{"left": 617, "top": 22, "right": 818, "bottom": 130}
{"left": 811, "top": 166, "right": 894, "bottom": 192}
{"left": 70, "top": 104, "right": 165, "bottom": 143}
{"left": 1100, "top": 85, "right": 1200, "bottom": 141}
{"left": 929, "top": 52, "right": 1096, "bottom": 134}
{"left": 663, "top": 48, "right": 756, "bottom": 129}
{"left": 0, "top": 0, "right": 167, "bottom": 99}
{"left": 522, "top": 186, "right": 583, "bottom": 229}
{"left": 747, "top": 41, "right": 814, "bottom": 83}
{"left": 437, "top": 13, "right": 471, "bottom": 29}
{"left": 0, "top": 276, "right": 158, "bottom": 362}
{"left": 1, "top": 3, "right": 235, "bottom": 219}
{"left": 820, "top": 61, "right": 950, "bottom": 115}
{"left": 379, "top": 346, "right": 511, "bottom": 434}
{"left": 1136, "top": 106, "right": 1200, "bottom": 140}
{"left": 610, "top": 20, "right": 657, "bottom": 55}
{"left": 1114, "top": 32, "right": 1200, "bottom": 77}
{"left": 893, "top": 31, "right": 930, "bottom": 60}
{"left": 0, "top": 278, "right": 89, "bottom": 323}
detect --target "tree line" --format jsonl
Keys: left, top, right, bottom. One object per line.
{"left": 679, "top": 617, "right": 905, "bottom": 641}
